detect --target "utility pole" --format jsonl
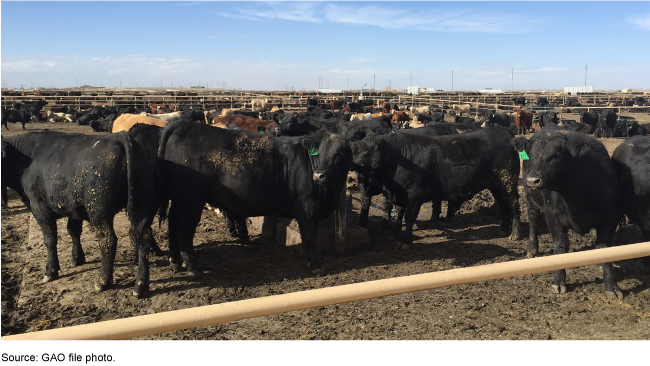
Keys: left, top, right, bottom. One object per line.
{"left": 585, "top": 64, "right": 588, "bottom": 86}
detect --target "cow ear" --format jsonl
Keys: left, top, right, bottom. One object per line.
{"left": 511, "top": 136, "right": 529, "bottom": 153}
{"left": 567, "top": 137, "right": 587, "bottom": 157}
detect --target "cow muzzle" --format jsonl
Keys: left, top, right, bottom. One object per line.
{"left": 526, "top": 176, "right": 542, "bottom": 189}
{"left": 313, "top": 171, "right": 326, "bottom": 182}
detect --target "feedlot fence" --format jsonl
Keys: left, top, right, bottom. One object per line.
{"left": 2, "top": 92, "right": 648, "bottom": 115}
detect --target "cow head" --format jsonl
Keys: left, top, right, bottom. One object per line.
{"left": 350, "top": 133, "right": 381, "bottom": 176}
{"left": 517, "top": 131, "right": 583, "bottom": 191}
{"left": 312, "top": 134, "right": 352, "bottom": 184}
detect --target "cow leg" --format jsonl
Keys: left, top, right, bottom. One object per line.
{"left": 399, "top": 201, "right": 424, "bottom": 250}
{"left": 167, "top": 200, "right": 203, "bottom": 276}
{"left": 596, "top": 226, "right": 623, "bottom": 299}
{"left": 224, "top": 212, "right": 239, "bottom": 237}
{"left": 381, "top": 196, "right": 393, "bottom": 225}
{"left": 491, "top": 183, "right": 523, "bottom": 241}
{"left": 429, "top": 198, "right": 442, "bottom": 221}
{"left": 296, "top": 218, "right": 322, "bottom": 275}
{"left": 357, "top": 188, "right": 371, "bottom": 228}
{"left": 67, "top": 218, "right": 86, "bottom": 266}
{"left": 224, "top": 212, "right": 250, "bottom": 243}
{"left": 389, "top": 205, "right": 405, "bottom": 237}
{"left": 544, "top": 212, "right": 570, "bottom": 294}
{"left": 234, "top": 216, "right": 250, "bottom": 243}
{"left": 35, "top": 215, "right": 61, "bottom": 283}
{"left": 129, "top": 220, "right": 154, "bottom": 298}
{"left": 445, "top": 199, "right": 461, "bottom": 221}
{"left": 1, "top": 186, "right": 8, "bottom": 209}
{"left": 91, "top": 220, "right": 118, "bottom": 292}
{"left": 526, "top": 197, "right": 542, "bottom": 258}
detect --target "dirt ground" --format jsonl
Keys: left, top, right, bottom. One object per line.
{"left": 2, "top": 114, "right": 650, "bottom": 340}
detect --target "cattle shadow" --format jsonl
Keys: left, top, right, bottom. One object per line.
{"left": 1, "top": 207, "right": 31, "bottom": 216}
{"left": 142, "top": 221, "right": 524, "bottom": 295}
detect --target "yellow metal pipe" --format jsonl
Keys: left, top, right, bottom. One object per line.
{"left": 4, "top": 241, "right": 649, "bottom": 340}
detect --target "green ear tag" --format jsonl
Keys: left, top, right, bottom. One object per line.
{"left": 310, "top": 147, "right": 319, "bottom": 156}
{"left": 259, "top": 130, "right": 265, "bottom": 134}
{"left": 519, "top": 150, "right": 530, "bottom": 160}
{"left": 278, "top": 120, "right": 281, "bottom": 124}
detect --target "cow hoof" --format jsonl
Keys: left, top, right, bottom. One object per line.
{"left": 187, "top": 269, "right": 202, "bottom": 277}
{"left": 551, "top": 285, "right": 567, "bottom": 294}
{"left": 169, "top": 262, "right": 181, "bottom": 272}
{"left": 152, "top": 248, "right": 166, "bottom": 257}
{"left": 41, "top": 274, "right": 58, "bottom": 284}
{"left": 71, "top": 256, "right": 86, "bottom": 267}
{"left": 94, "top": 282, "right": 109, "bottom": 292}
{"left": 397, "top": 243, "right": 410, "bottom": 250}
{"left": 606, "top": 289, "right": 624, "bottom": 300}
{"left": 133, "top": 282, "right": 149, "bottom": 298}
{"left": 509, "top": 234, "right": 522, "bottom": 241}
{"left": 526, "top": 252, "right": 536, "bottom": 259}
{"left": 311, "top": 268, "right": 325, "bottom": 276}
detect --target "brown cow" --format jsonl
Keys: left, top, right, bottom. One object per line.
{"left": 382, "top": 101, "right": 391, "bottom": 114}
{"left": 214, "top": 115, "right": 279, "bottom": 135}
{"left": 111, "top": 113, "right": 168, "bottom": 133}
{"left": 391, "top": 111, "right": 411, "bottom": 127}
{"left": 330, "top": 99, "right": 344, "bottom": 115}
{"left": 515, "top": 108, "right": 533, "bottom": 135}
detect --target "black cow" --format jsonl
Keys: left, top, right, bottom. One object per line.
{"left": 607, "top": 121, "right": 647, "bottom": 138}
{"left": 579, "top": 110, "right": 600, "bottom": 127}
{"left": 353, "top": 121, "right": 458, "bottom": 229}
{"left": 157, "top": 121, "right": 353, "bottom": 275}
{"left": 454, "top": 116, "right": 475, "bottom": 124}
{"left": 512, "top": 129, "right": 623, "bottom": 298}
{"left": 512, "top": 97, "right": 526, "bottom": 106}
{"left": 232, "top": 110, "right": 262, "bottom": 118}
{"left": 339, "top": 116, "right": 392, "bottom": 142}
{"left": 540, "top": 111, "right": 559, "bottom": 126}
{"left": 561, "top": 120, "right": 595, "bottom": 134}
{"left": 486, "top": 111, "right": 510, "bottom": 127}
{"left": 348, "top": 102, "right": 363, "bottom": 114}
{"left": 351, "top": 127, "right": 523, "bottom": 248}
{"left": 1, "top": 131, "right": 158, "bottom": 297}
{"left": 1, "top": 109, "right": 37, "bottom": 130}
{"left": 429, "top": 112, "right": 445, "bottom": 123}
{"left": 89, "top": 115, "right": 116, "bottom": 132}
{"left": 537, "top": 97, "right": 550, "bottom": 107}
{"left": 13, "top": 99, "right": 48, "bottom": 115}
{"left": 596, "top": 109, "right": 617, "bottom": 137}
{"left": 612, "top": 136, "right": 650, "bottom": 267}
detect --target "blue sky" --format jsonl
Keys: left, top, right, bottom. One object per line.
{"left": 2, "top": 1, "right": 649, "bottom": 91}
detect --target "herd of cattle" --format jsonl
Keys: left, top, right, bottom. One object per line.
{"left": 1, "top": 96, "right": 649, "bottom": 301}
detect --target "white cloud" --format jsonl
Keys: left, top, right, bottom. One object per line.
{"left": 626, "top": 13, "right": 650, "bottom": 30}
{"left": 217, "top": 2, "right": 322, "bottom": 23}
{"left": 217, "top": 2, "right": 539, "bottom": 34}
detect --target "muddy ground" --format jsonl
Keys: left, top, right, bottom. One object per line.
{"left": 2, "top": 114, "right": 650, "bottom": 340}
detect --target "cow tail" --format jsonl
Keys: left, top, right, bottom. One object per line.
{"left": 156, "top": 122, "right": 179, "bottom": 224}
{"left": 117, "top": 132, "right": 137, "bottom": 224}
